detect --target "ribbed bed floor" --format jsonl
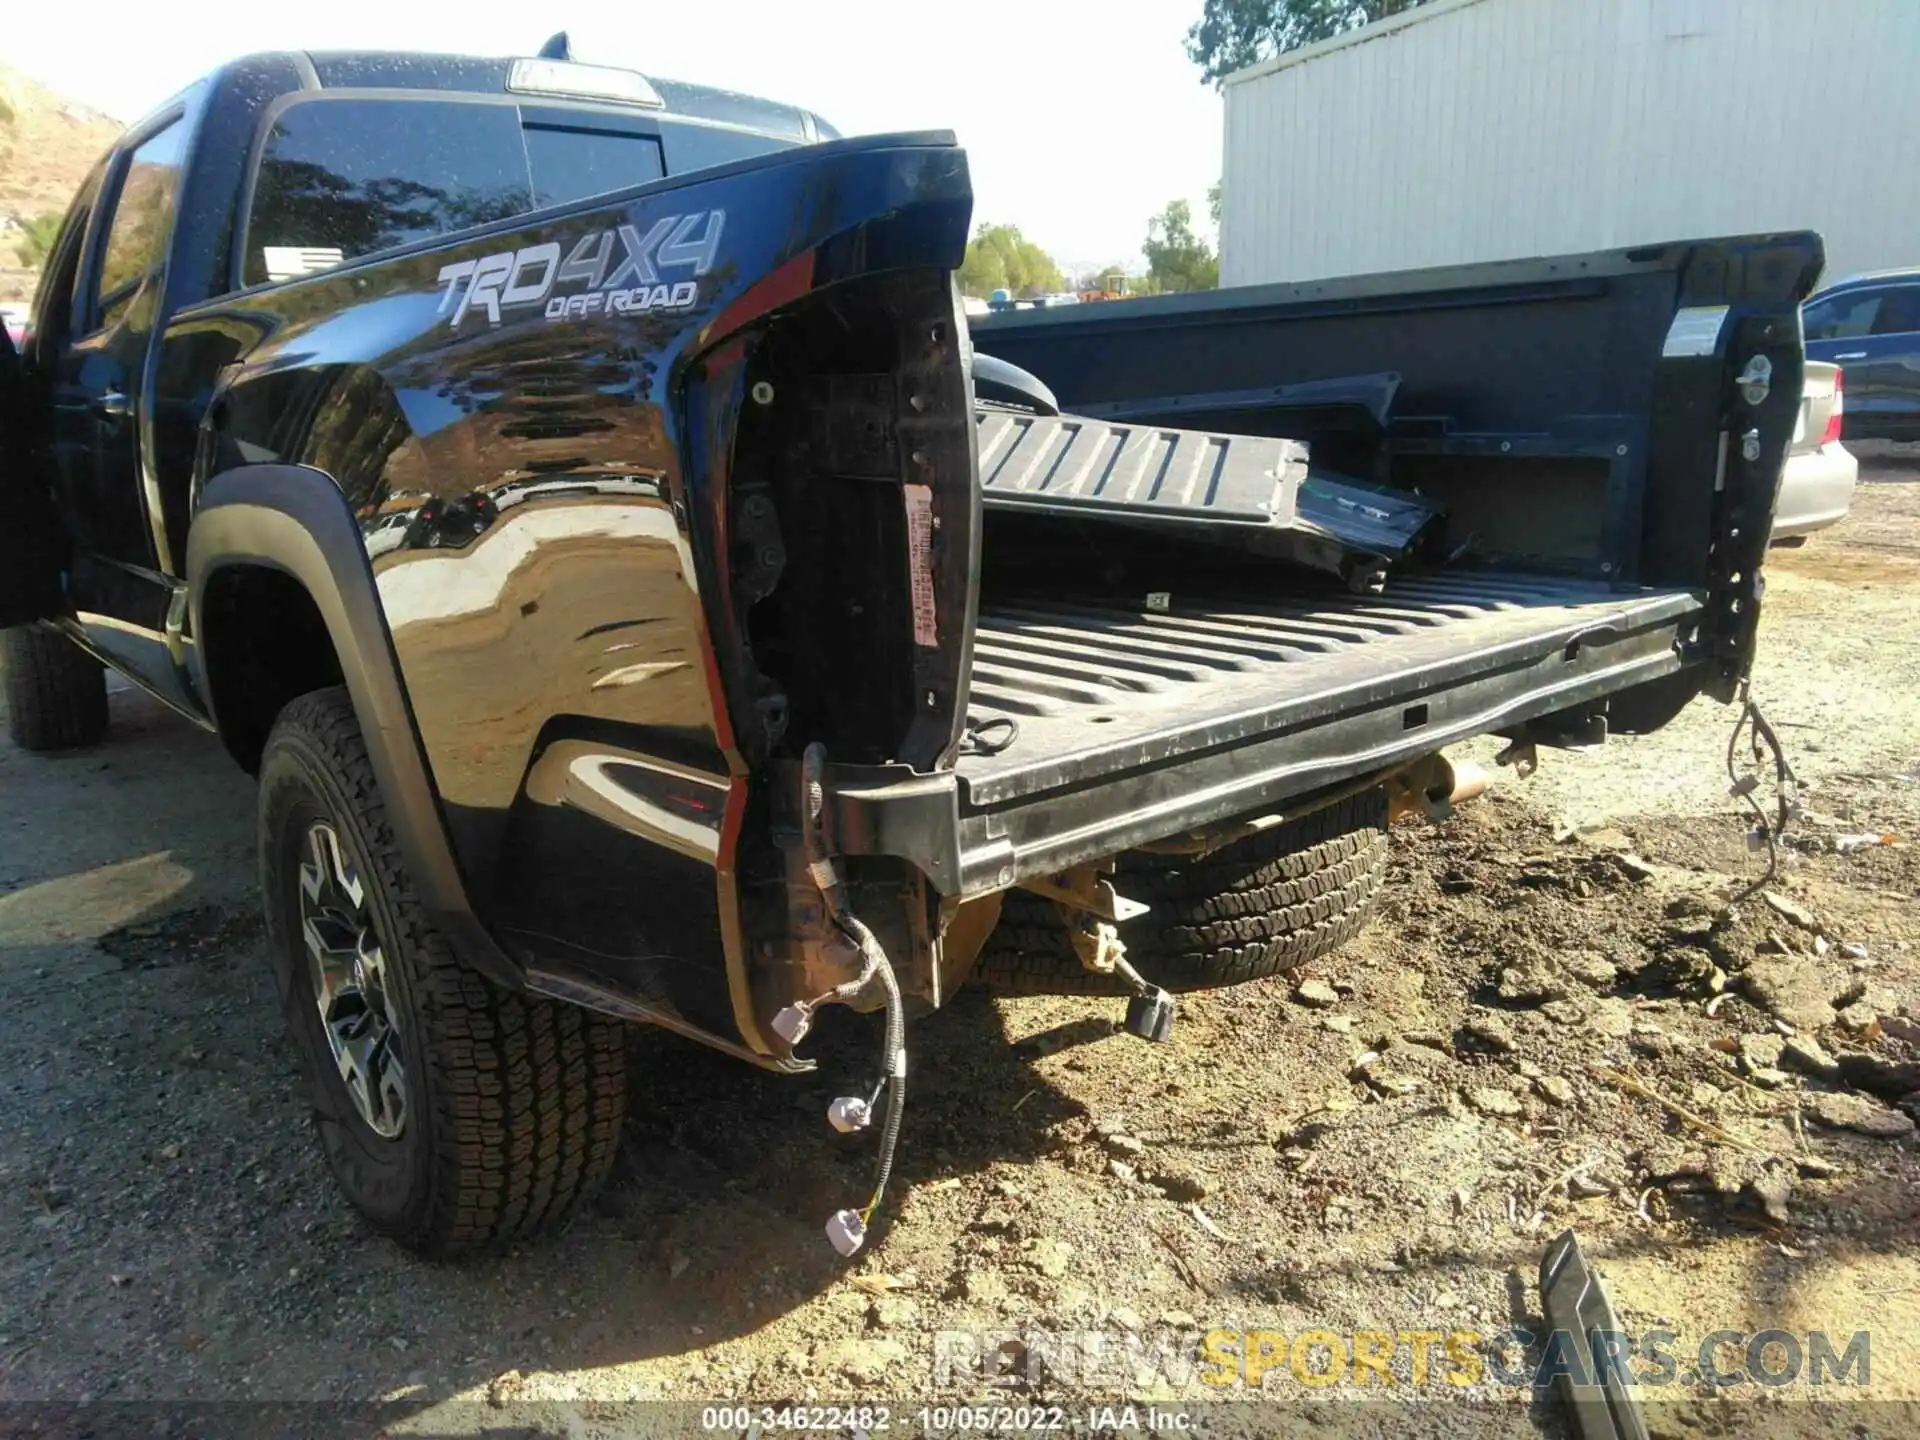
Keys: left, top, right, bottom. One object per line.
{"left": 959, "top": 570, "right": 1701, "bottom": 800}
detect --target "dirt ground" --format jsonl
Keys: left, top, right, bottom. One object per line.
{"left": 3, "top": 462, "right": 1919, "bottom": 1436}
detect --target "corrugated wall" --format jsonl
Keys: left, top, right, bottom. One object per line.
{"left": 1222, "top": 0, "right": 1920, "bottom": 288}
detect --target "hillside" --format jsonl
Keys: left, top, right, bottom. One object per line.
{"left": 0, "top": 63, "right": 122, "bottom": 301}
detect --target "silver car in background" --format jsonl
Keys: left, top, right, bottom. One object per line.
{"left": 1771, "top": 360, "right": 1856, "bottom": 545}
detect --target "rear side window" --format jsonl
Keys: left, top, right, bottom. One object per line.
{"left": 524, "top": 123, "right": 666, "bottom": 209}
{"left": 658, "top": 120, "right": 793, "bottom": 177}
{"left": 244, "top": 97, "right": 671, "bottom": 287}
{"left": 94, "top": 119, "right": 187, "bottom": 331}
{"left": 1870, "top": 286, "right": 1920, "bottom": 336}
{"left": 245, "top": 99, "right": 532, "bottom": 286}
{"left": 1804, "top": 292, "right": 1880, "bottom": 341}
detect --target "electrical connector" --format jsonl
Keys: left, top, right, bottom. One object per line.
{"left": 826, "top": 1208, "right": 867, "bottom": 1256}
{"left": 770, "top": 1003, "right": 812, "bottom": 1045}
{"left": 827, "top": 1096, "right": 873, "bottom": 1133}
{"left": 1124, "top": 987, "right": 1176, "bottom": 1043}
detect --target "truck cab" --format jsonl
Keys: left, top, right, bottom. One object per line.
{"left": 6, "top": 47, "right": 835, "bottom": 696}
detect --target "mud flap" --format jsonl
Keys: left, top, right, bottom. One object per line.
{"left": 0, "top": 326, "right": 66, "bottom": 627}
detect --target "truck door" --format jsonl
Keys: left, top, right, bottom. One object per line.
{"left": 0, "top": 170, "right": 100, "bottom": 629}
{"left": 45, "top": 115, "right": 188, "bottom": 667}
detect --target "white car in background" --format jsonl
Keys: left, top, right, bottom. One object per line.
{"left": 1771, "top": 360, "right": 1856, "bottom": 545}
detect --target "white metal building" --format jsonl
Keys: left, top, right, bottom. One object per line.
{"left": 1220, "top": 0, "right": 1920, "bottom": 289}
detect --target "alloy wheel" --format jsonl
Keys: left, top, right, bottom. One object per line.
{"left": 298, "top": 820, "right": 408, "bottom": 1138}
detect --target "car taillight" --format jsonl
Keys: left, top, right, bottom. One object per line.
{"left": 1821, "top": 368, "right": 1845, "bottom": 445}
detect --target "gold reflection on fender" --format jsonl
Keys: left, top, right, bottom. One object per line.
{"left": 374, "top": 486, "right": 716, "bottom": 816}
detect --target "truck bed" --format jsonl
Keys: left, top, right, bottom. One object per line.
{"left": 941, "top": 571, "right": 1701, "bottom": 891}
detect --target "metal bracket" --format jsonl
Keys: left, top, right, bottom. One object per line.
{"left": 1515, "top": 707, "right": 1610, "bottom": 752}
{"left": 1019, "top": 864, "right": 1149, "bottom": 924}
{"left": 1042, "top": 873, "right": 1168, "bottom": 1025}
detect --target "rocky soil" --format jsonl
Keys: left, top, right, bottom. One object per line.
{"left": 2, "top": 463, "right": 1918, "bottom": 1436}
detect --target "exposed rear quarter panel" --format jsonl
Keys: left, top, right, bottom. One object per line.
{"left": 188, "top": 133, "right": 972, "bottom": 1053}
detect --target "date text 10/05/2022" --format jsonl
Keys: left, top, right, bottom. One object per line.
{"left": 700, "top": 1406, "right": 1190, "bottom": 1434}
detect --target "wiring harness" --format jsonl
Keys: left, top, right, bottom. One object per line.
{"left": 769, "top": 743, "right": 909, "bottom": 1257}
{"left": 1725, "top": 688, "right": 1799, "bottom": 901}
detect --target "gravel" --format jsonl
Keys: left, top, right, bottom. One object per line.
{"left": 4, "top": 466, "right": 1920, "bottom": 1424}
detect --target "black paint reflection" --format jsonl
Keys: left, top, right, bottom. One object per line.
{"left": 188, "top": 134, "right": 973, "bottom": 1054}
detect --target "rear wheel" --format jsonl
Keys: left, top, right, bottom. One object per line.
{"left": 977, "top": 789, "right": 1390, "bottom": 995}
{"left": 259, "top": 686, "right": 626, "bottom": 1255}
{"left": 3, "top": 625, "right": 108, "bottom": 752}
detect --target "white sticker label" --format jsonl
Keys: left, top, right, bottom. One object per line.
{"left": 1662, "top": 305, "right": 1729, "bottom": 358}
{"left": 904, "top": 483, "right": 938, "bottom": 648}
{"left": 262, "top": 246, "right": 345, "bottom": 283}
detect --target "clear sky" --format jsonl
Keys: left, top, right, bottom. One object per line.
{"left": 8, "top": 0, "right": 1224, "bottom": 273}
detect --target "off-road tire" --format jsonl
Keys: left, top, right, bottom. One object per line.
{"left": 259, "top": 686, "right": 626, "bottom": 1255}
{"left": 976, "top": 789, "right": 1391, "bottom": 995}
{"left": 3, "top": 625, "right": 109, "bottom": 752}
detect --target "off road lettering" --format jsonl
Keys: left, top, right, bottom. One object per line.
{"left": 437, "top": 210, "right": 726, "bottom": 327}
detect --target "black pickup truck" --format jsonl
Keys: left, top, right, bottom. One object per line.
{"left": 0, "top": 41, "right": 1820, "bottom": 1256}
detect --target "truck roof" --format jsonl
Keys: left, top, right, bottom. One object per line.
{"left": 146, "top": 47, "right": 839, "bottom": 146}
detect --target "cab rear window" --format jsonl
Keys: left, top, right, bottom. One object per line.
{"left": 243, "top": 96, "right": 668, "bottom": 286}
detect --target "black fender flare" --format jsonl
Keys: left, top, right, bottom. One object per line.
{"left": 186, "top": 462, "right": 522, "bottom": 990}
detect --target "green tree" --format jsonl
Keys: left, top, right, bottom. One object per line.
{"left": 1143, "top": 199, "right": 1219, "bottom": 293}
{"left": 1187, "top": 0, "right": 1435, "bottom": 85}
{"left": 1208, "top": 180, "right": 1223, "bottom": 228}
{"left": 14, "top": 211, "right": 64, "bottom": 269}
{"left": 958, "top": 223, "right": 1065, "bottom": 299}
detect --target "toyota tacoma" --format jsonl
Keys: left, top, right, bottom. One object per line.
{"left": 0, "top": 40, "right": 1820, "bottom": 1255}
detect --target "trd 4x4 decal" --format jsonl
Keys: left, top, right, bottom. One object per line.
{"left": 437, "top": 210, "right": 726, "bottom": 328}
